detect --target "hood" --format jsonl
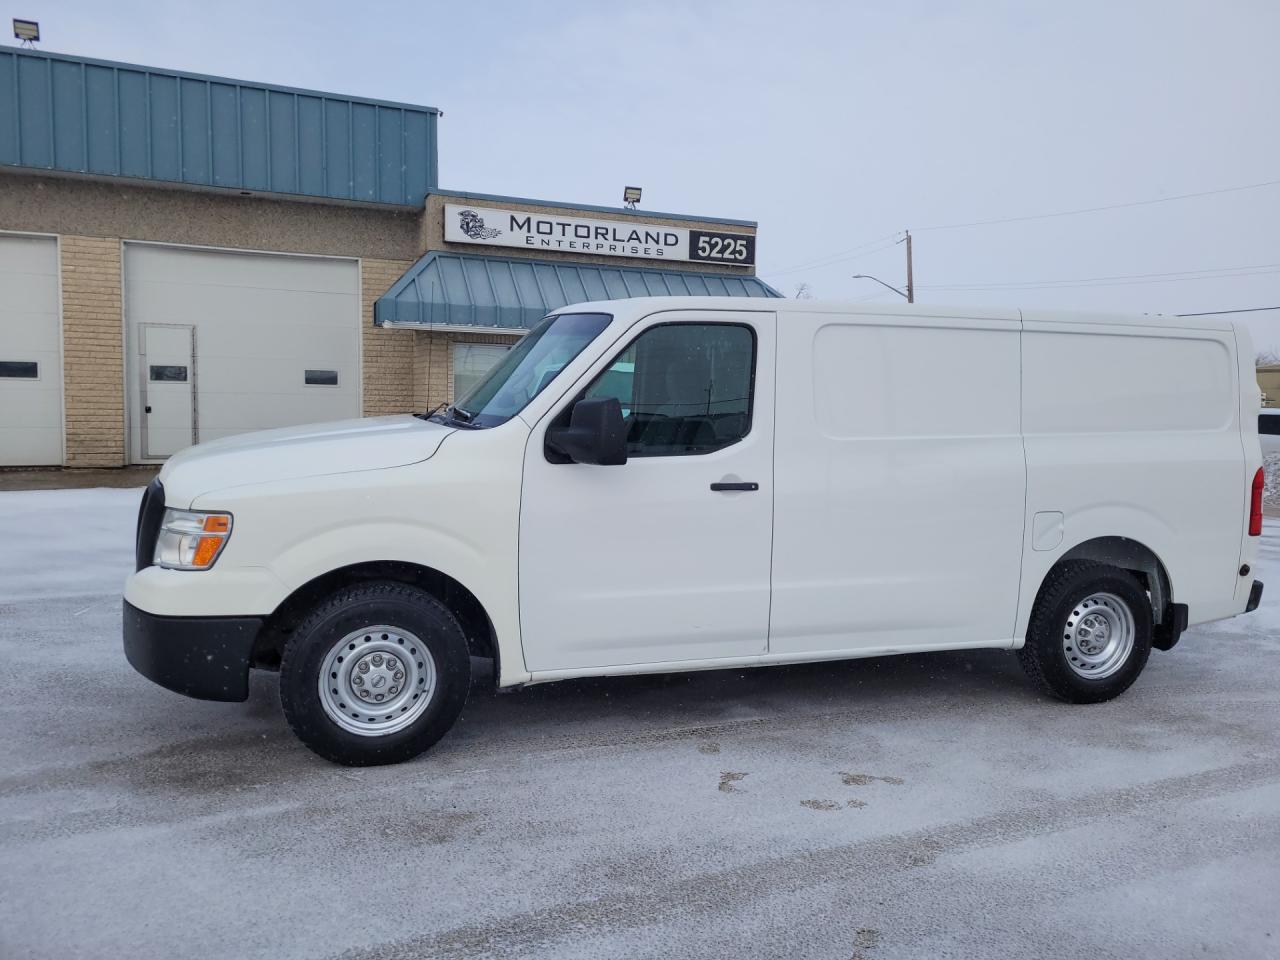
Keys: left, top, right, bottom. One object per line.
{"left": 159, "top": 415, "right": 455, "bottom": 504}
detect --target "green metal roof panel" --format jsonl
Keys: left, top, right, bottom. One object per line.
{"left": 0, "top": 47, "right": 438, "bottom": 205}
{"left": 375, "top": 252, "right": 782, "bottom": 329}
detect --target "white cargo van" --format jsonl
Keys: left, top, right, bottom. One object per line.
{"left": 123, "top": 299, "right": 1265, "bottom": 765}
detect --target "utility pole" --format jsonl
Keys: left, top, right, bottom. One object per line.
{"left": 905, "top": 230, "right": 914, "bottom": 303}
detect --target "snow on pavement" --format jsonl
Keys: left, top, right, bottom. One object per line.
{"left": 1, "top": 488, "right": 1279, "bottom": 960}
{"left": 0, "top": 486, "right": 138, "bottom": 602}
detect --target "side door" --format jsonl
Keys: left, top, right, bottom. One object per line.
{"left": 519, "top": 311, "right": 776, "bottom": 674}
{"left": 768, "top": 311, "right": 1027, "bottom": 655}
{"left": 140, "top": 323, "right": 195, "bottom": 459}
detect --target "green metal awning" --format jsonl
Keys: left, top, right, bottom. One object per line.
{"left": 374, "top": 252, "right": 781, "bottom": 330}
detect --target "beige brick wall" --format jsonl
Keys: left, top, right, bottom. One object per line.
{"left": 60, "top": 236, "right": 125, "bottom": 467}
{"left": 360, "top": 258, "right": 415, "bottom": 416}
{"left": 1, "top": 172, "right": 419, "bottom": 262}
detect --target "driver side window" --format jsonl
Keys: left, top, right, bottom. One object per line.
{"left": 583, "top": 322, "right": 755, "bottom": 457}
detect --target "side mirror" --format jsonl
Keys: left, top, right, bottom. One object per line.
{"left": 546, "top": 397, "right": 628, "bottom": 465}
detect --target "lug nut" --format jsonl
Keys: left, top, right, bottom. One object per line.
{"left": 353, "top": 675, "right": 364, "bottom": 686}
{"left": 386, "top": 658, "right": 399, "bottom": 672}
{"left": 358, "top": 661, "right": 370, "bottom": 674}
{"left": 371, "top": 654, "right": 384, "bottom": 667}
{"left": 389, "top": 686, "right": 399, "bottom": 696}
{"left": 393, "top": 670, "right": 404, "bottom": 682}
{"left": 374, "top": 693, "right": 384, "bottom": 702}
{"left": 358, "top": 689, "right": 370, "bottom": 699}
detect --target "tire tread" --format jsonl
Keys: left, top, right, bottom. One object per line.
{"left": 279, "top": 580, "right": 470, "bottom": 766}
{"left": 1018, "top": 560, "right": 1152, "bottom": 704}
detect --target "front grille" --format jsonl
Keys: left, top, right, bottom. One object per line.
{"left": 135, "top": 478, "right": 166, "bottom": 571}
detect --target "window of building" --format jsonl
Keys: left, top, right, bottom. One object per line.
{"left": 452, "top": 343, "right": 511, "bottom": 401}
{"left": 0, "top": 361, "right": 38, "bottom": 378}
{"left": 583, "top": 323, "right": 755, "bottom": 457}
{"left": 148, "top": 365, "right": 188, "bottom": 382}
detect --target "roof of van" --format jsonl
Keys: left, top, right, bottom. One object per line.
{"left": 570, "top": 297, "right": 1236, "bottom": 331}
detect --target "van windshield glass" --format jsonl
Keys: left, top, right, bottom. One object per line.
{"left": 444, "top": 312, "right": 612, "bottom": 428}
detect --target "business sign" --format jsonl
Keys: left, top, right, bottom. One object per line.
{"left": 444, "top": 203, "right": 756, "bottom": 266}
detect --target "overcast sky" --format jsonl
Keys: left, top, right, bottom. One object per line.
{"left": 16, "top": 0, "right": 1280, "bottom": 348}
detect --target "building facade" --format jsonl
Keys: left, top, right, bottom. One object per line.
{"left": 0, "top": 47, "right": 775, "bottom": 467}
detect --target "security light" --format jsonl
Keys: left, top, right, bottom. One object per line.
{"left": 623, "top": 186, "right": 642, "bottom": 208}
{"left": 12, "top": 19, "right": 39, "bottom": 42}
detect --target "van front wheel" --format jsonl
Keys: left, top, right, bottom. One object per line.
{"left": 279, "top": 582, "right": 471, "bottom": 765}
{"left": 1018, "top": 561, "right": 1153, "bottom": 704}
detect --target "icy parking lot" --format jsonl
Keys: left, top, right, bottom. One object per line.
{"left": 2, "top": 488, "right": 1279, "bottom": 960}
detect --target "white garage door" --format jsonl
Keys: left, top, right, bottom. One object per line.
{"left": 124, "top": 244, "right": 360, "bottom": 462}
{"left": 0, "top": 235, "right": 62, "bottom": 466}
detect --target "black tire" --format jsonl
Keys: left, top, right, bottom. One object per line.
{"left": 279, "top": 581, "right": 471, "bottom": 766}
{"left": 1017, "top": 561, "right": 1153, "bottom": 704}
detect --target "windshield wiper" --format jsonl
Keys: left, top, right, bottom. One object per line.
{"left": 418, "top": 403, "right": 483, "bottom": 428}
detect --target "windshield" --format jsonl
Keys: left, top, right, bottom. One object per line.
{"left": 443, "top": 312, "right": 613, "bottom": 428}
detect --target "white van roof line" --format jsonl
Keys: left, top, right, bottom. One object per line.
{"left": 561, "top": 297, "right": 1234, "bottom": 331}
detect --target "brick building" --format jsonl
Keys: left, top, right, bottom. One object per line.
{"left": 0, "top": 46, "right": 775, "bottom": 467}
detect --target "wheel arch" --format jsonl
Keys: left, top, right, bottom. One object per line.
{"left": 252, "top": 561, "right": 498, "bottom": 676}
{"left": 1037, "top": 536, "right": 1186, "bottom": 651}
{"left": 1056, "top": 536, "right": 1174, "bottom": 623}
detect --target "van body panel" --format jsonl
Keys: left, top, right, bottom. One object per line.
{"left": 1232, "top": 321, "right": 1263, "bottom": 609}
{"left": 518, "top": 309, "right": 778, "bottom": 672}
{"left": 136, "top": 421, "right": 537, "bottom": 686}
{"left": 158, "top": 414, "right": 453, "bottom": 506}
{"left": 769, "top": 311, "right": 1026, "bottom": 654}
{"left": 1016, "top": 316, "right": 1245, "bottom": 634}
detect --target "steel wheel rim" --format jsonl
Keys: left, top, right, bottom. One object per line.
{"left": 1062, "top": 592, "right": 1135, "bottom": 680}
{"left": 318, "top": 625, "right": 436, "bottom": 736}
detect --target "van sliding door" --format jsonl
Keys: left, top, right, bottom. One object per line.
{"left": 768, "top": 311, "right": 1027, "bottom": 655}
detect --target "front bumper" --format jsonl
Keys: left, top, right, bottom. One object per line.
{"left": 123, "top": 600, "right": 262, "bottom": 702}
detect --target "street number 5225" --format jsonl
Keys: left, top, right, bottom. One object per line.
{"left": 689, "top": 230, "right": 756, "bottom": 265}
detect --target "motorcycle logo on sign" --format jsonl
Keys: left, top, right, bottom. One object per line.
{"left": 456, "top": 209, "right": 502, "bottom": 240}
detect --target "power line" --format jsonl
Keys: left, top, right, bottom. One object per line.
{"left": 762, "top": 232, "right": 903, "bottom": 279}
{"left": 914, "top": 178, "right": 1280, "bottom": 232}
{"left": 761, "top": 177, "right": 1280, "bottom": 280}
{"left": 1176, "top": 306, "right": 1280, "bottom": 317}
{"left": 919, "top": 263, "right": 1280, "bottom": 292}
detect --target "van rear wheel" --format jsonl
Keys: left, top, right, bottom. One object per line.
{"left": 279, "top": 582, "right": 471, "bottom": 765}
{"left": 1018, "top": 561, "right": 1153, "bottom": 704}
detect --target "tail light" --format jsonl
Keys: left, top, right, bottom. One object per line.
{"left": 1249, "top": 467, "right": 1264, "bottom": 536}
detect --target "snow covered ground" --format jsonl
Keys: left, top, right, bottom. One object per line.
{"left": 1264, "top": 452, "right": 1280, "bottom": 508}
{"left": 1, "top": 487, "right": 1279, "bottom": 960}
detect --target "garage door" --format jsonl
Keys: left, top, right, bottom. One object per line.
{"left": 0, "top": 235, "right": 62, "bottom": 466}
{"left": 124, "top": 244, "right": 359, "bottom": 462}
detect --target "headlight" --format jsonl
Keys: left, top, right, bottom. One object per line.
{"left": 154, "top": 509, "right": 233, "bottom": 570}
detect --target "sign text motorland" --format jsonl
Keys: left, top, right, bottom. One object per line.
{"left": 444, "top": 204, "right": 756, "bottom": 266}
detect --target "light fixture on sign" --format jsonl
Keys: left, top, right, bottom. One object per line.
{"left": 623, "top": 186, "right": 642, "bottom": 209}
{"left": 12, "top": 19, "right": 39, "bottom": 44}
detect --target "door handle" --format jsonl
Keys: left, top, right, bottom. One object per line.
{"left": 145, "top": 405, "right": 152, "bottom": 414}
{"left": 710, "top": 481, "right": 759, "bottom": 492}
